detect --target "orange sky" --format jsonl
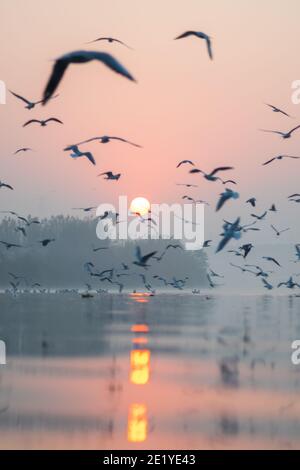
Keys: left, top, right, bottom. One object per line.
{"left": 1, "top": 0, "right": 300, "bottom": 242}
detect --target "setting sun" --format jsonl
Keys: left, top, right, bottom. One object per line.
{"left": 130, "top": 197, "right": 151, "bottom": 216}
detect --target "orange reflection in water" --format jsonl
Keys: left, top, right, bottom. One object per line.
{"left": 131, "top": 324, "right": 149, "bottom": 333}
{"left": 130, "top": 349, "right": 150, "bottom": 385}
{"left": 127, "top": 403, "right": 148, "bottom": 443}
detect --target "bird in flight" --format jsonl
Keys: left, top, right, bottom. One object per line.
{"left": 133, "top": 246, "right": 157, "bottom": 268}
{"left": 174, "top": 31, "right": 213, "bottom": 60}
{"left": 239, "top": 243, "right": 254, "bottom": 259}
{"left": 265, "top": 103, "right": 291, "bottom": 117}
{"left": 64, "top": 145, "right": 96, "bottom": 166}
{"left": 42, "top": 50, "right": 136, "bottom": 105}
{"left": 72, "top": 207, "right": 97, "bottom": 212}
{"left": 262, "top": 278, "right": 274, "bottom": 290}
{"left": 98, "top": 171, "right": 121, "bottom": 181}
{"left": 271, "top": 224, "right": 290, "bottom": 237}
{"left": 263, "top": 155, "right": 300, "bottom": 166}
{"left": 87, "top": 37, "right": 133, "bottom": 49}
{"left": 216, "top": 188, "right": 239, "bottom": 211}
{"left": 176, "top": 160, "right": 195, "bottom": 168}
{"left": 23, "top": 118, "right": 63, "bottom": 127}
{"left": 38, "top": 238, "right": 56, "bottom": 247}
{"left": 10, "top": 90, "right": 58, "bottom": 110}
{"left": 278, "top": 277, "right": 300, "bottom": 289}
{"left": 0, "top": 240, "right": 22, "bottom": 249}
{"left": 246, "top": 197, "right": 256, "bottom": 207}
{"left": 216, "top": 217, "right": 241, "bottom": 253}
{"left": 190, "top": 166, "right": 233, "bottom": 182}
{"left": 260, "top": 125, "right": 300, "bottom": 139}
{"left": 251, "top": 211, "right": 267, "bottom": 221}
{"left": 0, "top": 181, "right": 13, "bottom": 190}
{"left": 14, "top": 148, "right": 34, "bottom": 155}
{"left": 176, "top": 183, "right": 198, "bottom": 188}
{"left": 75, "top": 135, "right": 142, "bottom": 148}
{"left": 262, "top": 256, "right": 281, "bottom": 267}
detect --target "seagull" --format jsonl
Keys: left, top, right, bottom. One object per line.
{"left": 294, "top": 244, "right": 300, "bottom": 262}
{"left": 221, "top": 179, "right": 237, "bottom": 185}
{"left": 174, "top": 31, "right": 213, "bottom": 60}
{"left": 133, "top": 246, "right": 157, "bottom": 268}
{"left": 271, "top": 224, "right": 290, "bottom": 237}
{"left": 265, "top": 103, "right": 291, "bottom": 117}
{"left": 288, "top": 193, "right": 300, "bottom": 199}
{"left": 246, "top": 197, "right": 256, "bottom": 207}
{"left": 38, "top": 238, "right": 55, "bottom": 247}
{"left": 10, "top": 90, "right": 58, "bottom": 110}
{"left": 207, "top": 273, "right": 216, "bottom": 288}
{"left": 76, "top": 135, "right": 142, "bottom": 147}
{"left": 15, "top": 226, "right": 27, "bottom": 237}
{"left": 176, "top": 183, "right": 198, "bottom": 188}
{"left": 230, "top": 263, "right": 257, "bottom": 274}
{"left": 278, "top": 277, "right": 300, "bottom": 289}
{"left": 64, "top": 145, "right": 96, "bottom": 166}
{"left": 92, "top": 246, "right": 109, "bottom": 252}
{"left": 263, "top": 155, "right": 300, "bottom": 165}
{"left": 209, "top": 268, "right": 224, "bottom": 278}
{"left": 251, "top": 211, "right": 267, "bottom": 221}
{"left": 262, "top": 256, "right": 281, "bottom": 267}
{"left": 269, "top": 204, "right": 277, "bottom": 212}
{"left": 0, "top": 241, "right": 22, "bottom": 249}
{"left": 176, "top": 160, "right": 195, "bottom": 168}
{"left": 203, "top": 239, "right": 212, "bottom": 248}
{"left": 262, "top": 278, "right": 274, "bottom": 290}
{"left": 190, "top": 166, "right": 233, "bottom": 182}
{"left": 98, "top": 171, "right": 121, "bottom": 180}
{"left": 239, "top": 243, "right": 253, "bottom": 259}
{"left": 182, "top": 196, "right": 209, "bottom": 205}
{"left": 0, "top": 181, "right": 13, "bottom": 190}
{"left": 42, "top": 50, "right": 135, "bottom": 105}
{"left": 216, "top": 188, "right": 239, "bottom": 211}
{"left": 216, "top": 217, "right": 241, "bottom": 253}
{"left": 23, "top": 118, "right": 63, "bottom": 127}
{"left": 14, "top": 148, "right": 33, "bottom": 155}
{"left": 260, "top": 125, "right": 300, "bottom": 139}
{"left": 245, "top": 265, "right": 271, "bottom": 278}
{"left": 72, "top": 207, "right": 96, "bottom": 212}
{"left": 17, "top": 216, "right": 40, "bottom": 226}
{"left": 87, "top": 37, "right": 132, "bottom": 49}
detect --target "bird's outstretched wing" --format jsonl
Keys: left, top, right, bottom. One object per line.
{"left": 206, "top": 37, "right": 213, "bottom": 60}
{"left": 141, "top": 251, "right": 157, "bottom": 264}
{"left": 23, "top": 120, "right": 41, "bottom": 127}
{"left": 9, "top": 90, "right": 31, "bottom": 105}
{"left": 45, "top": 118, "right": 63, "bottom": 124}
{"left": 110, "top": 136, "right": 142, "bottom": 147}
{"left": 174, "top": 31, "right": 197, "bottom": 40}
{"left": 210, "top": 166, "right": 233, "bottom": 176}
{"left": 43, "top": 59, "right": 69, "bottom": 105}
{"left": 263, "top": 157, "right": 276, "bottom": 165}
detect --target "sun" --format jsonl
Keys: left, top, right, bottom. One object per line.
{"left": 130, "top": 197, "right": 151, "bottom": 216}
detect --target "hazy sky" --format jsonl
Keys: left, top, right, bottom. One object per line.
{"left": 1, "top": 0, "right": 300, "bottom": 246}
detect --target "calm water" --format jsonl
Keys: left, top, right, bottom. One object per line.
{"left": 0, "top": 292, "right": 300, "bottom": 449}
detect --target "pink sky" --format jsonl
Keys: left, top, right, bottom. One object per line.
{"left": 1, "top": 0, "right": 300, "bottom": 243}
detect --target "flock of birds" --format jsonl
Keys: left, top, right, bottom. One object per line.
{"left": 1, "top": 29, "right": 300, "bottom": 296}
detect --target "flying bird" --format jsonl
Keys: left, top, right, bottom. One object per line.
{"left": 216, "top": 188, "right": 239, "bottom": 211}
{"left": 263, "top": 155, "right": 300, "bottom": 166}
{"left": 176, "top": 160, "right": 195, "bottom": 168}
{"left": 262, "top": 278, "right": 273, "bottom": 290}
{"left": 176, "top": 183, "right": 198, "bottom": 188}
{"left": 75, "top": 135, "right": 142, "bottom": 148}
{"left": 0, "top": 241, "right": 22, "bottom": 249}
{"left": 14, "top": 148, "right": 33, "bottom": 155}
{"left": 72, "top": 207, "right": 96, "bottom": 212}
{"left": 38, "top": 238, "right": 56, "bottom": 247}
{"left": 0, "top": 181, "right": 13, "bottom": 190}
{"left": 98, "top": 171, "right": 121, "bottom": 180}
{"left": 64, "top": 145, "right": 96, "bottom": 166}
{"left": 262, "top": 256, "right": 281, "bottom": 267}
{"left": 42, "top": 50, "right": 135, "bottom": 105}
{"left": 239, "top": 243, "right": 254, "bottom": 259}
{"left": 10, "top": 90, "right": 58, "bottom": 110}
{"left": 216, "top": 217, "right": 241, "bottom": 253}
{"left": 133, "top": 246, "right": 157, "bottom": 268}
{"left": 278, "top": 277, "right": 300, "bottom": 289}
{"left": 23, "top": 118, "right": 63, "bottom": 127}
{"left": 271, "top": 225, "right": 290, "bottom": 237}
{"left": 246, "top": 198, "right": 256, "bottom": 207}
{"left": 87, "top": 37, "right": 132, "bottom": 49}
{"left": 175, "top": 31, "right": 213, "bottom": 60}
{"left": 260, "top": 125, "right": 300, "bottom": 139}
{"left": 251, "top": 211, "right": 267, "bottom": 221}
{"left": 190, "top": 166, "right": 234, "bottom": 182}
{"left": 265, "top": 103, "right": 291, "bottom": 117}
